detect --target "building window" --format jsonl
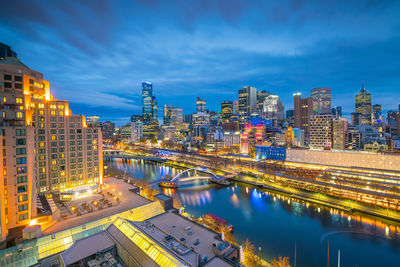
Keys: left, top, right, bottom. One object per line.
{"left": 17, "top": 176, "right": 27, "bottom": 184}
{"left": 16, "top": 138, "right": 26, "bottom": 146}
{"left": 18, "top": 213, "right": 29, "bottom": 221}
{"left": 16, "top": 129, "right": 26, "bottom": 136}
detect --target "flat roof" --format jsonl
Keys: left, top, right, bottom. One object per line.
{"left": 205, "top": 257, "right": 234, "bottom": 267}
{"left": 60, "top": 231, "right": 115, "bottom": 266}
{"left": 43, "top": 177, "right": 150, "bottom": 235}
{"left": 149, "top": 211, "right": 220, "bottom": 260}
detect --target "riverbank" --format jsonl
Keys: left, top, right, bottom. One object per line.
{"left": 232, "top": 175, "right": 400, "bottom": 224}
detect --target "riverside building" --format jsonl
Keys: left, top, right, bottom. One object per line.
{"left": 0, "top": 54, "right": 102, "bottom": 241}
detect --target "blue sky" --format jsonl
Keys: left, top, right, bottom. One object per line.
{"left": 1, "top": 0, "right": 400, "bottom": 124}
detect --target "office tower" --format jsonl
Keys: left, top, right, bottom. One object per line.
{"left": 130, "top": 121, "right": 143, "bottom": 143}
{"left": 331, "top": 106, "right": 342, "bottom": 119}
{"left": 238, "top": 86, "right": 257, "bottom": 129}
{"left": 351, "top": 112, "right": 360, "bottom": 126}
{"left": 0, "top": 43, "right": 17, "bottom": 59}
{"left": 293, "top": 93, "right": 313, "bottom": 134}
{"left": 311, "top": 87, "right": 331, "bottom": 115}
{"left": 142, "top": 82, "right": 153, "bottom": 122}
{"left": 221, "top": 101, "right": 233, "bottom": 121}
{"left": 184, "top": 114, "right": 192, "bottom": 124}
{"left": 196, "top": 97, "right": 206, "bottom": 112}
{"left": 0, "top": 56, "right": 102, "bottom": 240}
{"left": 262, "top": 94, "right": 285, "bottom": 126}
{"left": 355, "top": 83, "right": 372, "bottom": 125}
{"left": 151, "top": 96, "right": 158, "bottom": 121}
{"left": 333, "top": 117, "right": 348, "bottom": 150}
{"left": 163, "top": 104, "right": 173, "bottom": 125}
{"left": 286, "top": 109, "right": 294, "bottom": 119}
{"left": 101, "top": 121, "right": 115, "bottom": 140}
{"left": 346, "top": 126, "right": 363, "bottom": 149}
{"left": 387, "top": 111, "right": 398, "bottom": 129}
{"left": 130, "top": 114, "right": 142, "bottom": 122}
{"left": 372, "top": 104, "right": 382, "bottom": 123}
{"left": 309, "top": 114, "right": 333, "bottom": 149}
{"left": 171, "top": 107, "right": 183, "bottom": 124}
{"left": 87, "top": 115, "right": 100, "bottom": 127}
{"left": 257, "top": 90, "right": 270, "bottom": 113}
{"left": 396, "top": 112, "right": 400, "bottom": 137}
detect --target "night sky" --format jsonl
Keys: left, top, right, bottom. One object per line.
{"left": 1, "top": 0, "right": 400, "bottom": 125}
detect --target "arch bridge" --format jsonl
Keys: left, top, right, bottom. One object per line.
{"left": 170, "top": 167, "right": 226, "bottom": 183}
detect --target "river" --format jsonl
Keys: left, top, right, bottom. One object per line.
{"left": 107, "top": 158, "right": 400, "bottom": 267}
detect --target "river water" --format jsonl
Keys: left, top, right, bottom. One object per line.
{"left": 107, "top": 158, "right": 400, "bottom": 267}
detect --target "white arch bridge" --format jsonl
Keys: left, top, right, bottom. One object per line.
{"left": 169, "top": 167, "right": 231, "bottom": 184}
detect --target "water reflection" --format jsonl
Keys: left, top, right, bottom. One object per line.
{"left": 107, "top": 159, "right": 400, "bottom": 266}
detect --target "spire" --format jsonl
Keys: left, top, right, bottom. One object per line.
{"left": 361, "top": 80, "right": 366, "bottom": 91}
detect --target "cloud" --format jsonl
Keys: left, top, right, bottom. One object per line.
{"left": 0, "top": 0, "right": 400, "bottom": 124}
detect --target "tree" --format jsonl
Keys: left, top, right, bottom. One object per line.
{"left": 271, "top": 256, "right": 291, "bottom": 267}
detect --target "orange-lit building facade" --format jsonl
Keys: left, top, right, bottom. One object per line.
{"left": 241, "top": 120, "right": 265, "bottom": 154}
{"left": 0, "top": 57, "right": 102, "bottom": 241}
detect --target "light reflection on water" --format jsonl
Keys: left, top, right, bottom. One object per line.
{"left": 107, "top": 159, "right": 400, "bottom": 266}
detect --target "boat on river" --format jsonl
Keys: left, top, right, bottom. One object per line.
{"left": 209, "top": 178, "right": 230, "bottom": 186}
{"left": 158, "top": 179, "right": 178, "bottom": 189}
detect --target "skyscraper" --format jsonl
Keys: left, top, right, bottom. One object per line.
{"left": 87, "top": 115, "right": 100, "bottom": 127}
{"left": 196, "top": 97, "right": 206, "bottom": 112}
{"left": 262, "top": 94, "right": 285, "bottom": 126}
{"left": 372, "top": 104, "right": 381, "bottom": 122}
{"left": 102, "top": 121, "right": 115, "bottom": 140}
{"left": 355, "top": 83, "right": 372, "bottom": 125}
{"left": 142, "top": 82, "right": 153, "bottom": 122}
{"left": 311, "top": 87, "right": 331, "bottom": 115}
{"left": 294, "top": 93, "right": 313, "bottom": 135}
{"left": 163, "top": 104, "right": 173, "bottom": 125}
{"left": 256, "top": 90, "right": 270, "bottom": 113}
{"left": 221, "top": 101, "right": 233, "bottom": 121}
{"left": 309, "top": 114, "right": 333, "bottom": 149}
{"left": 238, "top": 86, "right": 257, "bottom": 129}
{"left": 171, "top": 107, "right": 183, "bottom": 124}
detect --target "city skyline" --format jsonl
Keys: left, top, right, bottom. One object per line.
{"left": 1, "top": 0, "right": 400, "bottom": 123}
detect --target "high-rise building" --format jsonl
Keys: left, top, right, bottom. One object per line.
{"left": 101, "top": 121, "right": 115, "bottom": 140}
{"left": 309, "top": 114, "right": 333, "bottom": 149}
{"left": 262, "top": 94, "right": 284, "bottom": 126}
{"left": 142, "top": 82, "right": 153, "bottom": 122}
{"left": 234, "top": 100, "right": 238, "bottom": 115}
{"left": 171, "top": 107, "right": 183, "bottom": 124}
{"left": 387, "top": 111, "right": 398, "bottom": 129}
{"left": 257, "top": 90, "right": 270, "bottom": 113}
{"left": 0, "top": 55, "right": 102, "bottom": 240}
{"left": 372, "top": 104, "right": 381, "bottom": 122}
{"left": 311, "top": 87, "right": 331, "bottom": 115}
{"left": 130, "top": 114, "right": 142, "bottom": 122}
{"left": 332, "top": 117, "right": 348, "bottom": 150}
{"left": 238, "top": 86, "right": 257, "bottom": 129}
{"left": 130, "top": 121, "right": 143, "bottom": 143}
{"left": 0, "top": 43, "right": 17, "bottom": 59}
{"left": 221, "top": 101, "right": 233, "bottom": 121}
{"left": 87, "top": 115, "right": 100, "bottom": 127}
{"left": 293, "top": 93, "right": 313, "bottom": 135}
{"left": 163, "top": 104, "right": 173, "bottom": 125}
{"left": 196, "top": 97, "right": 206, "bottom": 112}
{"left": 141, "top": 82, "right": 158, "bottom": 140}
{"left": 351, "top": 112, "right": 360, "bottom": 126}
{"left": 355, "top": 84, "right": 372, "bottom": 125}
{"left": 331, "top": 106, "right": 342, "bottom": 118}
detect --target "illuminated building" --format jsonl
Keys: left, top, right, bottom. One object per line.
{"left": 130, "top": 120, "right": 143, "bottom": 143}
{"left": 309, "top": 114, "right": 332, "bottom": 149}
{"left": 355, "top": 83, "right": 372, "bottom": 125}
{"left": 241, "top": 119, "right": 265, "bottom": 154}
{"left": 261, "top": 94, "right": 284, "bottom": 126}
{"left": 238, "top": 86, "right": 257, "bottom": 129}
{"left": 0, "top": 55, "right": 102, "bottom": 241}
{"left": 255, "top": 145, "right": 286, "bottom": 161}
{"left": 163, "top": 104, "right": 173, "bottom": 125}
{"left": 332, "top": 117, "right": 348, "bottom": 150}
{"left": 86, "top": 115, "right": 100, "bottom": 127}
{"left": 171, "top": 107, "right": 183, "bottom": 124}
{"left": 372, "top": 104, "right": 381, "bottom": 122}
{"left": 286, "top": 109, "right": 294, "bottom": 126}
{"left": 311, "top": 87, "right": 331, "bottom": 115}
{"left": 196, "top": 96, "right": 206, "bottom": 112}
{"left": 142, "top": 81, "right": 153, "bottom": 122}
{"left": 221, "top": 101, "right": 233, "bottom": 121}
{"left": 256, "top": 90, "right": 271, "bottom": 113}
{"left": 293, "top": 93, "right": 313, "bottom": 135}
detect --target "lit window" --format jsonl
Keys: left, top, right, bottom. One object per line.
{"left": 16, "top": 97, "right": 23, "bottom": 104}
